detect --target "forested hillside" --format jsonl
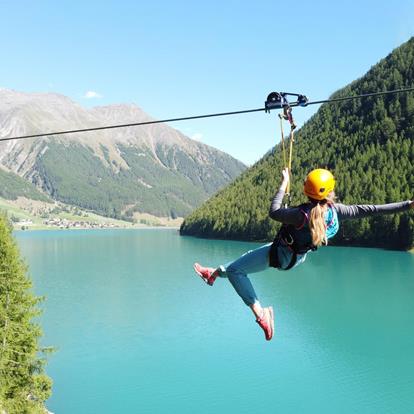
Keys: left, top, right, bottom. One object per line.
{"left": 0, "top": 169, "right": 50, "bottom": 202}
{"left": 32, "top": 141, "right": 243, "bottom": 219}
{"left": 180, "top": 38, "right": 414, "bottom": 250}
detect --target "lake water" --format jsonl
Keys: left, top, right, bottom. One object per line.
{"left": 15, "top": 229, "right": 414, "bottom": 414}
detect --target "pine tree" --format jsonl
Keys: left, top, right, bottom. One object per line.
{"left": 0, "top": 214, "right": 52, "bottom": 414}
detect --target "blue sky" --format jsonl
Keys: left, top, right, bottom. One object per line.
{"left": 1, "top": 0, "right": 413, "bottom": 165}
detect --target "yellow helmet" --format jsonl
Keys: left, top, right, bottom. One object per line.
{"left": 304, "top": 168, "right": 335, "bottom": 200}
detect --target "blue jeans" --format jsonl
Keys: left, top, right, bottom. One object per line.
{"left": 218, "top": 243, "right": 307, "bottom": 306}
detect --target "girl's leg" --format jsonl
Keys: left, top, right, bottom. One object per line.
{"left": 194, "top": 243, "right": 275, "bottom": 340}
{"left": 218, "top": 243, "right": 274, "bottom": 340}
{"left": 218, "top": 243, "right": 272, "bottom": 311}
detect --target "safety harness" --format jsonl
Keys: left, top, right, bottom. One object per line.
{"left": 269, "top": 203, "right": 338, "bottom": 270}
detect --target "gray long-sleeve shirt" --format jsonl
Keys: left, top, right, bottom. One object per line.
{"left": 269, "top": 188, "right": 412, "bottom": 227}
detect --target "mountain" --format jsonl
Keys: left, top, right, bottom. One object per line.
{"left": 180, "top": 38, "right": 414, "bottom": 250}
{"left": 0, "top": 89, "right": 246, "bottom": 220}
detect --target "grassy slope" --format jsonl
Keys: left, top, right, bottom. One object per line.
{"left": 0, "top": 197, "right": 181, "bottom": 230}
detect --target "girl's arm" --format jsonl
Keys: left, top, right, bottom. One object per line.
{"left": 334, "top": 200, "right": 413, "bottom": 220}
{"left": 269, "top": 168, "right": 306, "bottom": 226}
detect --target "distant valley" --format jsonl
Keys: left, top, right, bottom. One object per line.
{"left": 0, "top": 89, "right": 246, "bottom": 226}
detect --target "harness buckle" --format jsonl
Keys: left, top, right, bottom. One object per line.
{"left": 284, "top": 234, "right": 294, "bottom": 246}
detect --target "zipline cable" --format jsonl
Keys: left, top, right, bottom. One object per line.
{"left": 1, "top": 86, "right": 414, "bottom": 143}
{"left": 0, "top": 108, "right": 265, "bottom": 143}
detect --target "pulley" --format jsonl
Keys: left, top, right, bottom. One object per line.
{"left": 265, "top": 91, "right": 309, "bottom": 112}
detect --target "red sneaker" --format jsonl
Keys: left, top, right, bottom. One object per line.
{"left": 256, "top": 306, "right": 274, "bottom": 341}
{"left": 193, "top": 263, "right": 218, "bottom": 286}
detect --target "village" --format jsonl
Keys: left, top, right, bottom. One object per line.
{"left": 16, "top": 217, "right": 123, "bottom": 230}
{"left": 43, "top": 217, "right": 122, "bottom": 229}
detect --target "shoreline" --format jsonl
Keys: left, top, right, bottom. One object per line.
{"left": 178, "top": 233, "right": 414, "bottom": 253}
{"left": 14, "top": 227, "right": 412, "bottom": 251}
{"left": 13, "top": 225, "right": 180, "bottom": 232}
{"left": 1, "top": 197, "right": 184, "bottom": 232}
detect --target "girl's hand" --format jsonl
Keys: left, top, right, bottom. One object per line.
{"left": 280, "top": 168, "right": 290, "bottom": 192}
{"left": 282, "top": 168, "right": 290, "bottom": 183}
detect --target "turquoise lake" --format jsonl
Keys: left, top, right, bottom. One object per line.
{"left": 15, "top": 229, "right": 414, "bottom": 414}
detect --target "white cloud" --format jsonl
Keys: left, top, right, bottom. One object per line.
{"left": 84, "top": 90, "right": 103, "bottom": 99}
{"left": 191, "top": 133, "right": 203, "bottom": 142}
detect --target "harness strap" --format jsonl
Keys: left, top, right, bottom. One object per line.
{"left": 277, "top": 102, "right": 297, "bottom": 206}
{"left": 269, "top": 239, "right": 298, "bottom": 270}
{"left": 278, "top": 113, "right": 287, "bottom": 169}
{"left": 286, "top": 127, "right": 294, "bottom": 199}
{"left": 268, "top": 228, "right": 302, "bottom": 270}
{"left": 296, "top": 209, "right": 309, "bottom": 230}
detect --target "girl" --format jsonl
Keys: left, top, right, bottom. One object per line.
{"left": 194, "top": 168, "right": 413, "bottom": 341}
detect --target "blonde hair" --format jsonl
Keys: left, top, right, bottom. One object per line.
{"left": 308, "top": 192, "right": 335, "bottom": 247}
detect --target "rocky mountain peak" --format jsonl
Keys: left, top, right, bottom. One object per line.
{"left": 0, "top": 88, "right": 246, "bottom": 220}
